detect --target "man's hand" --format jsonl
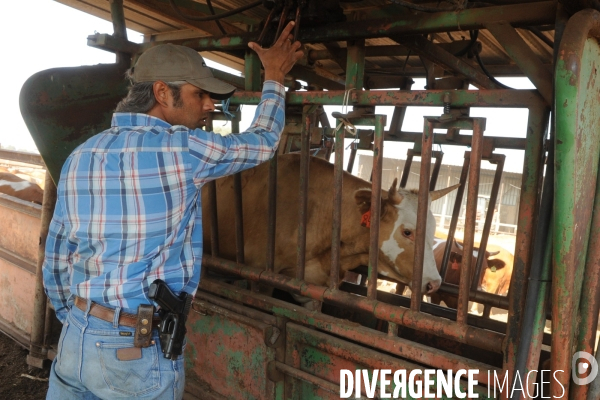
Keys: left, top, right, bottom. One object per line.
{"left": 248, "top": 21, "right": 304, "bottom": 84}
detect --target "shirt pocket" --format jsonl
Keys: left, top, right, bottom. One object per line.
{"left": 96, "top": 341, "right": 161, "bottom": 396}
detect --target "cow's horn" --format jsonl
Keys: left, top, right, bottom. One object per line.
{"left": 431, "top": 184, "right": 460, "bottom": 201}
{"left": 388, "top": 178, "right": 403, "bottom": 205}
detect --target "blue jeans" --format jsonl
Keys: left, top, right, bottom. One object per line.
{"left": 47, "top": 301, "right": 185, "bottom": 399}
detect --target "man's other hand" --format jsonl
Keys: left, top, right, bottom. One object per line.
{"left": 248, "top": 21, "right": 304, "bottom": 84}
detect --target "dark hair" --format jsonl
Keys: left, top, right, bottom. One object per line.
{"left": 115, "top": 70, "right": 185, "bottom": 113}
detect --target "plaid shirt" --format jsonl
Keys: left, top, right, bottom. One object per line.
{"left": 43, "top": 81, "right": 285, "bottom": 323}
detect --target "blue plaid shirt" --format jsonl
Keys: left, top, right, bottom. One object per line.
{"left": 43, "top": 81, "right": 285, "bottom": 323}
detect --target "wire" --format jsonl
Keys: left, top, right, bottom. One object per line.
{"left": 169, "top": 0, "right": 262, "bottom": 22}
{"left": 469, "top": 30, "right": 513, "bottom": 89}
{"left": 207, "top": 0, "right": 227, "bottom": 35}
{"left": 453, "top": 29, "right": 478, "bottom": 57}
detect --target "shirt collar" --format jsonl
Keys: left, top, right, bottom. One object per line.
{"left": 111, "top": 113, "right": 173, "bottom": 129}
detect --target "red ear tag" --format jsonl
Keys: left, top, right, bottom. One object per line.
{"left": 360, "top": 210, "right": 371, "bottom": 228}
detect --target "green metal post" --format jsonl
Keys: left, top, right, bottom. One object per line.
{"left": 245, "top": 51, "right": 261, "bottom": 92}
{"left": 345, "top": 39, "right": 365, "bottom": 91}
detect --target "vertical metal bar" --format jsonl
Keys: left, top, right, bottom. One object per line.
{"left": 440, "top": 153, "right": 470, "bottom": 279}
{"left": 471, "top": 154, "right": 505, "bottom": 291}
{"left": 345, "top": 39, "right": 365, "bottom": 90}
{"left": 399, "top": 150, "right": 414, "bottom": 188}
{"left": 503, "top": 104, "right": 548, "bottom": 394}
{"left": 27, "top": 171, "right": 57, "bottom": 368}
{"left": 109, "top": 0, "right": 128, "bottom": 64}
{"left": 367, "top": 115, "right": 386, "bottom": 299}
{"left": 574, "top": 149, "right": 600, "bottom": 400}
{"left": 207, "top": 181, "right": 219, "bottom": 258}
{"left": 429, "top": 151, "right": 444, "bottom": 191}
{"left": 232, "top": 116, "right": 245, "bottom": 265}
{"left": 330, "top": 121, "right": 346, "bottom": 289}
{"left": 267, "top": 156, "right": 278, "bottom": 272}
{"left": 296, "top": 106, "right": 315, "bottom": 280}
{"left": 346, "top": 142, "right": 358, "bottom": 173}
{"left": 411, "top": 119, "right": 434, "bottom": 311}
{"left": 245, "top": 51, "right": 261, "bottom": 92}
{"left": 456, "top": 119, "right": 485, "bottom": 325}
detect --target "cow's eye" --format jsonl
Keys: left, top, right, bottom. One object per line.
{"left": 402, "top": 229, "right": 412, "bottom": 238}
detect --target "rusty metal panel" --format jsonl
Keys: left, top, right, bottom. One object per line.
{"left": 284, "top": 323, "right": 493, "bottom": 400}
{"left": 19, "top": 63, "right": 129, "bottom": 183}
{"left": 185, "top": 298, "right": 277, "bottom": 400}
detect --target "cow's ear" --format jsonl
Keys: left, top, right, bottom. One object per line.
{"left": 387, "top": 178, "right": 404, "bottom": 205}
{"left": 354, "top": 189, "right": 372, "bottom": 215}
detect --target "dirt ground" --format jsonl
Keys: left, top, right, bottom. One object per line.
{"left": 0, "top": 333, "right": 48, "bottom": 399}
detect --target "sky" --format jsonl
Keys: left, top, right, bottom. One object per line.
{"left": 3, "top": 1, "right": 535, "bottom": 173}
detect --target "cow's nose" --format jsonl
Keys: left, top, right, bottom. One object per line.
{"left": 425, "top": 278, "right": 441, "bottom": 294}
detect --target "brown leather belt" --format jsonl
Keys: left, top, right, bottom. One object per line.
{"left": 74, "top": 296, "right": 160, "bottom": 329}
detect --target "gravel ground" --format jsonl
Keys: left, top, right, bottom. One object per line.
{"left": 0, "top": 333, "right": 48, "bottom": 399}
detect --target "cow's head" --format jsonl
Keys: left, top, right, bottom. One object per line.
{"left": 453, "top": 241, "right": 512, "bottom": 295}
{"left": 354, "top": 179, "right": 459, "bottom": 294}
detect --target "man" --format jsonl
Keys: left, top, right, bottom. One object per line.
{"left": 43, "top": 22, "right": 303, "bottom": 399}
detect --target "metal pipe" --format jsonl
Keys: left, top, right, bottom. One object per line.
{"left": 346, "top": 142, "right": 358, "bottom": 174}
{"left": 429, "top": 151, "right": 444, "bottom": 191}
{"left": 201, "top": 256, "right": 505, "bottom": 352}
{"left": 457, "top": 118, "right": 485, "bottom": 325}
{"left": 367, "top": 115, "right": 386, "bottom": 299}
{"left": 330, "top": 121, "right": 345, "bottom": 289}
{"left": 266, "top": 156, "right": 277, "bottom": 272}
{"left": 27, "top": 171, "right": 57, "bottom": 368}
{"left": 471, "top": 154, "right": 505, "bottom": 291}
{"left": 274, "top": 361, "right": 361, "bottom": 397}
{"left": 511, "top": 140, "right": 553, "bottom": 399}
{"left": 296, "top": 106, "right": 314, "bottom": 279}
{"left": 440, "top": 152, "right": 469, "bottom": 280}
{"left": 399, "top": 151, "right": 414, "bottom": 188}
{"left": 411, "top": 118, "right": 434, "bottom": 311}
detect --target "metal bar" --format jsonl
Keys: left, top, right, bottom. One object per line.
{"left": 551, "top": 11, "right": 600, "bottom": 398}
{"left": 429, "top": 151, "right": 444, "bottom": 191}
{"left": 296, "top": 106, "right": 315, "bottom": 279}
{"left": 130, "top": 2, "right": 556, "bottom": 52}
{"left": 367, "top": 115, "right": 386, "bottom": 300}
{"left": 200, "top": 258, "right": 505, "bottom": 352}
{"left": 244, "top": 51, "right": 261, "bottom": 92}
{"left": 575, "top": 161, "right": 600, "bottom": 400}
{"left": 486, "top": 22, "right": 553, "bottom": 105}
{"left": 345, "top": 40, "right": 365, "bottom": 91}
{"left": 330, "top": 122, "right": 345, "bottom": 289}
{"left": 471, "top": 154, "right": 505, "bottom": 291}
{"left": 399, "top": 151, "right": 414, "bottom": 188}
{"left": 229, "top": 89, "right": 545, "bottom": 109}
{"left": 395, "top": 35, "right": 501, "bottom": 90}
{"left": 437, "top": 282, "right": 509, "bottom": 309}
{"left": 503, "top": 103, "right": 549, "bottom": 392}
{"left": 440, "top": 152, "right": 470, "bottom": 280}
{"left": 411, "top": 118, "right": 434, "bottom": 311}
{"left": 308, "top": 42, "right": 476, "bottom": 62}
{"left": 274, "top": 361, "right": 358, "bottom": 397}
{"left": 207, "top": 181, "right": 219, "bottom": 258}
{"left": 390, "top": 131, "right": 527, "bottom": 150}
{"left": 346, "top": 142, "right": 358, "bottom": 173}
{"left": 26, "top": 171, "right": 57, "bottom": 369}
{"left": 266, "top": 156, "right": 277, "bottom": 272}
{"left": 456, "top": 119, "right": 485, "bottom": 325}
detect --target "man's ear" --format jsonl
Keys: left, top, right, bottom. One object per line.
{"left": 152, "top": 81, "right": 170, "bottom": 108}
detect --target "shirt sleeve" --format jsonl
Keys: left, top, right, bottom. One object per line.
{"left": 42, "top": 192, "right": 73, "bottom": 324}
{"left": 189, "top": 80, "right": 285, "bottom": 184}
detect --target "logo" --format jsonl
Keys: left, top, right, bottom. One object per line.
{"left": 572, "top": 351, "right": 598, "bottom": 385}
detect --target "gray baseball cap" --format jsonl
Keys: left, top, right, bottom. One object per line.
{"left": 131, "top": 44, "right": 236, "bottom": 100}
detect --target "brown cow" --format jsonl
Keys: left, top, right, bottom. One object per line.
{"left": 0, "top": 172, "right": 44, "bottom": 205}
{"left": 202, "top": 154, "right": 459, "bottom": 297}
{"left": 428, "top": 238, "right": 513, "bottom": 308}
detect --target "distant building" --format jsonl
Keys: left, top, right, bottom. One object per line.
{"left": 356, "top": 155, "right": 521, "bottom": 235}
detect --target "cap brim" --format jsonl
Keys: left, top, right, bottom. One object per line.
{"left": 186, "top": 77, "right": 236, "bottom": 100}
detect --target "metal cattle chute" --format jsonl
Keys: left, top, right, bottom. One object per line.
{"left": 13, "top": 1, "right": 600, "bottom": 399}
